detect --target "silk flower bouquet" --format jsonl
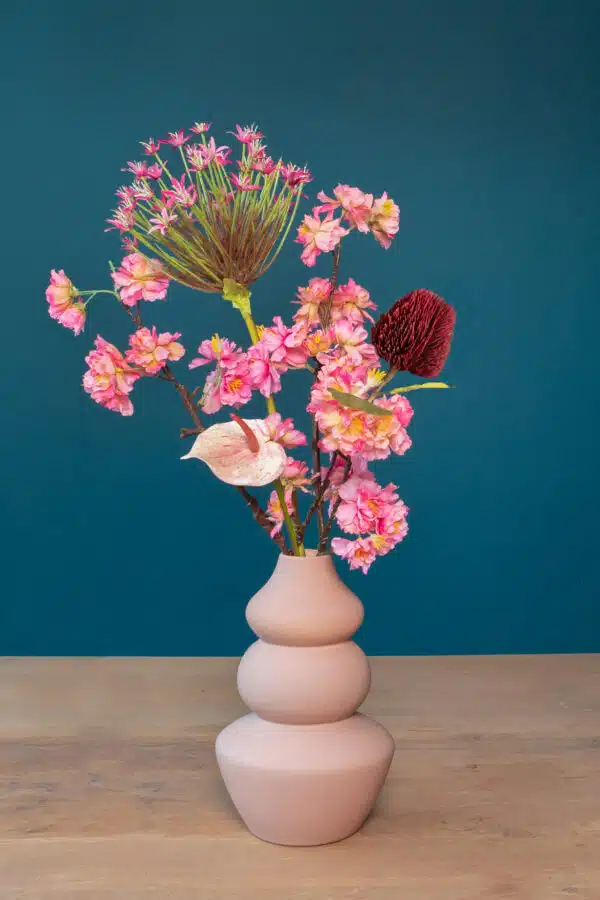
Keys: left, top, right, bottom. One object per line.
{"left": 46, "top": 122, "right": 456, "bottom": 571}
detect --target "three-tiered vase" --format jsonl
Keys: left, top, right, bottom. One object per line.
{"left": 216, "top": 550, "right": 394, "bottom": 846}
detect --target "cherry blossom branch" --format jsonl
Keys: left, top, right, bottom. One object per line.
{"left": 309, "top": 244, "right": 342, "bottom": 544}
{"left": 114, "top": 288, "right": 287, "bottom": 553}
{"left": 317, "top": 456, "right": 352, "bottom": 555}
{"left": 299, "top": 450, "right": 339, "bottom": 543}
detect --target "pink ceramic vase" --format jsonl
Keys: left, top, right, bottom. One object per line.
{"left": 216, "top": 550, "right": 394, "bottom": 846}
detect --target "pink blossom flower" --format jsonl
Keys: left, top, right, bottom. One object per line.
{"left": 308, "top": 360, "right": 413, "bottom": 461}
{"left": 200, "top": 137, "right": 232, "bottom": 167}
{"left": 293, "top": 277, "right": 332, "bottom": 328}
{"left": 316, "top": 185, "right": 374, "bottom": 233}
{"left": 279, "top": 163, "right": 313, "bottom": 187}
{"left": 267, "top": 485, "right": 295, "bottom": 535}
{"left": 164, "top": 130, "right": 189, "bottom": 147}
{"left": 231, "top": 124, "right": 264, "bottom": 144}
{"left": 116, "top": 185, "right": 137, "bottom": 207}
{"left": 122, "top": 236, "right": 139, "bottom": 252}
{"left": 368, "top": 192, "right": 400, "bottom": 248}
{"left": 200, "top": 360, "right": 253, "bottom": 414}
{"left": 190, "top": 121, "right": 211, "bottom": 134}
{"left": 332, "top": 279, "right": 377, "bottom": 324}
{"left": 327, "top": 319, "right": 371, "bottom": 365}
{"left": 162, "top": 173, "right": 197, "bottom": 207}
{"left": 261, "top": 317, "right": 309, "bottom": 368}
{"left": 148, "top": 208, "right": 178, "bottom": 235}
{"left": 185, "top": 144, "right": 206, "bottom": 172}
{"left": 105, "top": 207, "right": 135, "bottom": 233}
{"left": 231, "top": 173, "right": 261, "bottom": 192}
{"left": 141, "top": 138, "right": 161, "bottom": 155}
{"left": 46, "top": 269, "right": 86, "bottom": 336}
{"left": 82, "top": 336, "right": 140, "bottom": 416}
{"left": 188, "top": 336, "right": 242, "bottom": 370}
{"left": 264, "top": 414, "right": 307, "bottom": 448}
{"left": 182, "top": 418, "right": 287, "bottom": 487}
{"left": 122, "top": 160, "right": 149, "bottom": 178}
{"left": 247, "top": 342, "right": 283, "bottom": 397}
{"left": 125, "top": 327, "right": 184, "bottom": 375}
{"left": 282, "top": 458, "right": 311, "bottom": 492}
{"left": 336, "top": 477, "right": 401, "bottom": 535}
{"left": 296, "top": 211, "right": 349, "bottom": 267}
{"left": 251, "top": 154, "right": 277, "bottom": 175}
{"left": 111, "top": 253, "right": 169, "bottom": 305}
{"left": 146, "top": 163, "right": 164, "bottom": 180}
{"left": 131, "top": 179, "right": 154, "bottom": 201}
{"left": 330, "top": 537, "right": 378, "bottom": 574}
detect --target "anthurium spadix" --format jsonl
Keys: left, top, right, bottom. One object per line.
{"left": 181, "top": 416, "right": 287, "bottom": 487}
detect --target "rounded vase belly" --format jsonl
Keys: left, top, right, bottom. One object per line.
{"left": 216, "top": 713, "right": 395, "bottom": 846}
{"left": 237, "top": 639, "right": 371, "bottom": 724}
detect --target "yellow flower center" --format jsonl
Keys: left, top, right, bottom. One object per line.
{"left": 227, "top": 377, "right": 243, "bottom": 393}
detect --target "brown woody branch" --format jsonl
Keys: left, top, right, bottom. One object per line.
{"left": 317, "top": 457, "right": 352, "bottom": 555}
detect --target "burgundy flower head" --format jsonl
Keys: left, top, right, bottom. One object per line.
{"left": 372, "top": 289, "right": 456, "bottom": 377}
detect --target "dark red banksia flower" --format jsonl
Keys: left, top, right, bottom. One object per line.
{"left": 371, "top": 289, "right": 456, "bottom": 377}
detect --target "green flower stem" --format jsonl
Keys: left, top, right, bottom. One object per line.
{"left": 275, "top": 480, "right": 302, "bottom": 557}
{"left": 239, "top": 306, "right": 305, "bottom": 557}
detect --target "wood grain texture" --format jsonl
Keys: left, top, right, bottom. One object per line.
{"left": 0, "top": 655, "right": 599, "bottom": 898}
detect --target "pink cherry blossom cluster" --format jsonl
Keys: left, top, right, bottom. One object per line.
{"left": 295, "top": 185, "right": 400, "bottom": 267}
{"left": 188, "top": 318, "right": 309, "bottom": 414}
{"left": 43, "top": 118, "right": 455, "bottom": 574}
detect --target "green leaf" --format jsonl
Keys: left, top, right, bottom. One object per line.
{"left": 329, "top": 389, "right": 393, "bottom": 417}
{"left": 390, "top": 382, "right": 454, "bottom": 393}
{"left": 222, "top": 279, "right": 251, "bottom": 316}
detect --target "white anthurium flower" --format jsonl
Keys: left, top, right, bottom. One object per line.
{"left": 181, "top": 415, "right": 287, "bottom": 487}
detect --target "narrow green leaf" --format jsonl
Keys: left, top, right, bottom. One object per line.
{"left": 329, "top": 389, "right": 393, "bottom": 417}
{"left": 390, "top": 382, "right": 454, "bottom": 393}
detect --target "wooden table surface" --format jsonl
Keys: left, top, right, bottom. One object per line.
{"left": 0, "top": 656, "right": 599, "bottom": 899}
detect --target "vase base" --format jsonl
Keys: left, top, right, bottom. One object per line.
{"left": 216, "top": 712, "right": 394, "bottom": 846}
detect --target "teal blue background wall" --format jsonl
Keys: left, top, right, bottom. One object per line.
{"left": 2, "top": 1, "right": 599, "bottom": 654}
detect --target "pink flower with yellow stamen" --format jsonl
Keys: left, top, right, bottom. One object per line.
{"left": 45, "top": 269, "right": 86, "bottom": 336}
{"left": 125, "top": 327, "right": 184, "bottom": 375}
{"left": 316, "top": 185, "right": 374, "bottom": 233}
{"left": 261, "top": 317, "right": 309, "bottom": 368}
{"left": 296, "top": 210, "right": 349, "bottom": 267}
{"left": 247, "top": 342, "right": 284, "bottom": 397}
{"left": 282, "top": 458, "right": 311, "bottom": 492}
{"left": 111, "top": 254, "right": 170, "bottom": 306}
{"left": 330, "top": 537, "right": 378, "bottom": 574}
{"left": 264, "top": 414, "right": 307, "bottom": 448}
{"left": 82, "top": 336, "right": 140, "bottom": 416}
{"left": 293, "top": 277, "right": 332, "bottom": 328}
{"left": 333, "top": 279, "right": 377, "bottom": 324}
{"left": 189, "top": 336, "right": 242, "bottom": 370}
{"left": 368, "top": 192, "right": 400, "bottom": 248}
{"left": 200, "top": 358, "right": 253, "bottom": 414}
